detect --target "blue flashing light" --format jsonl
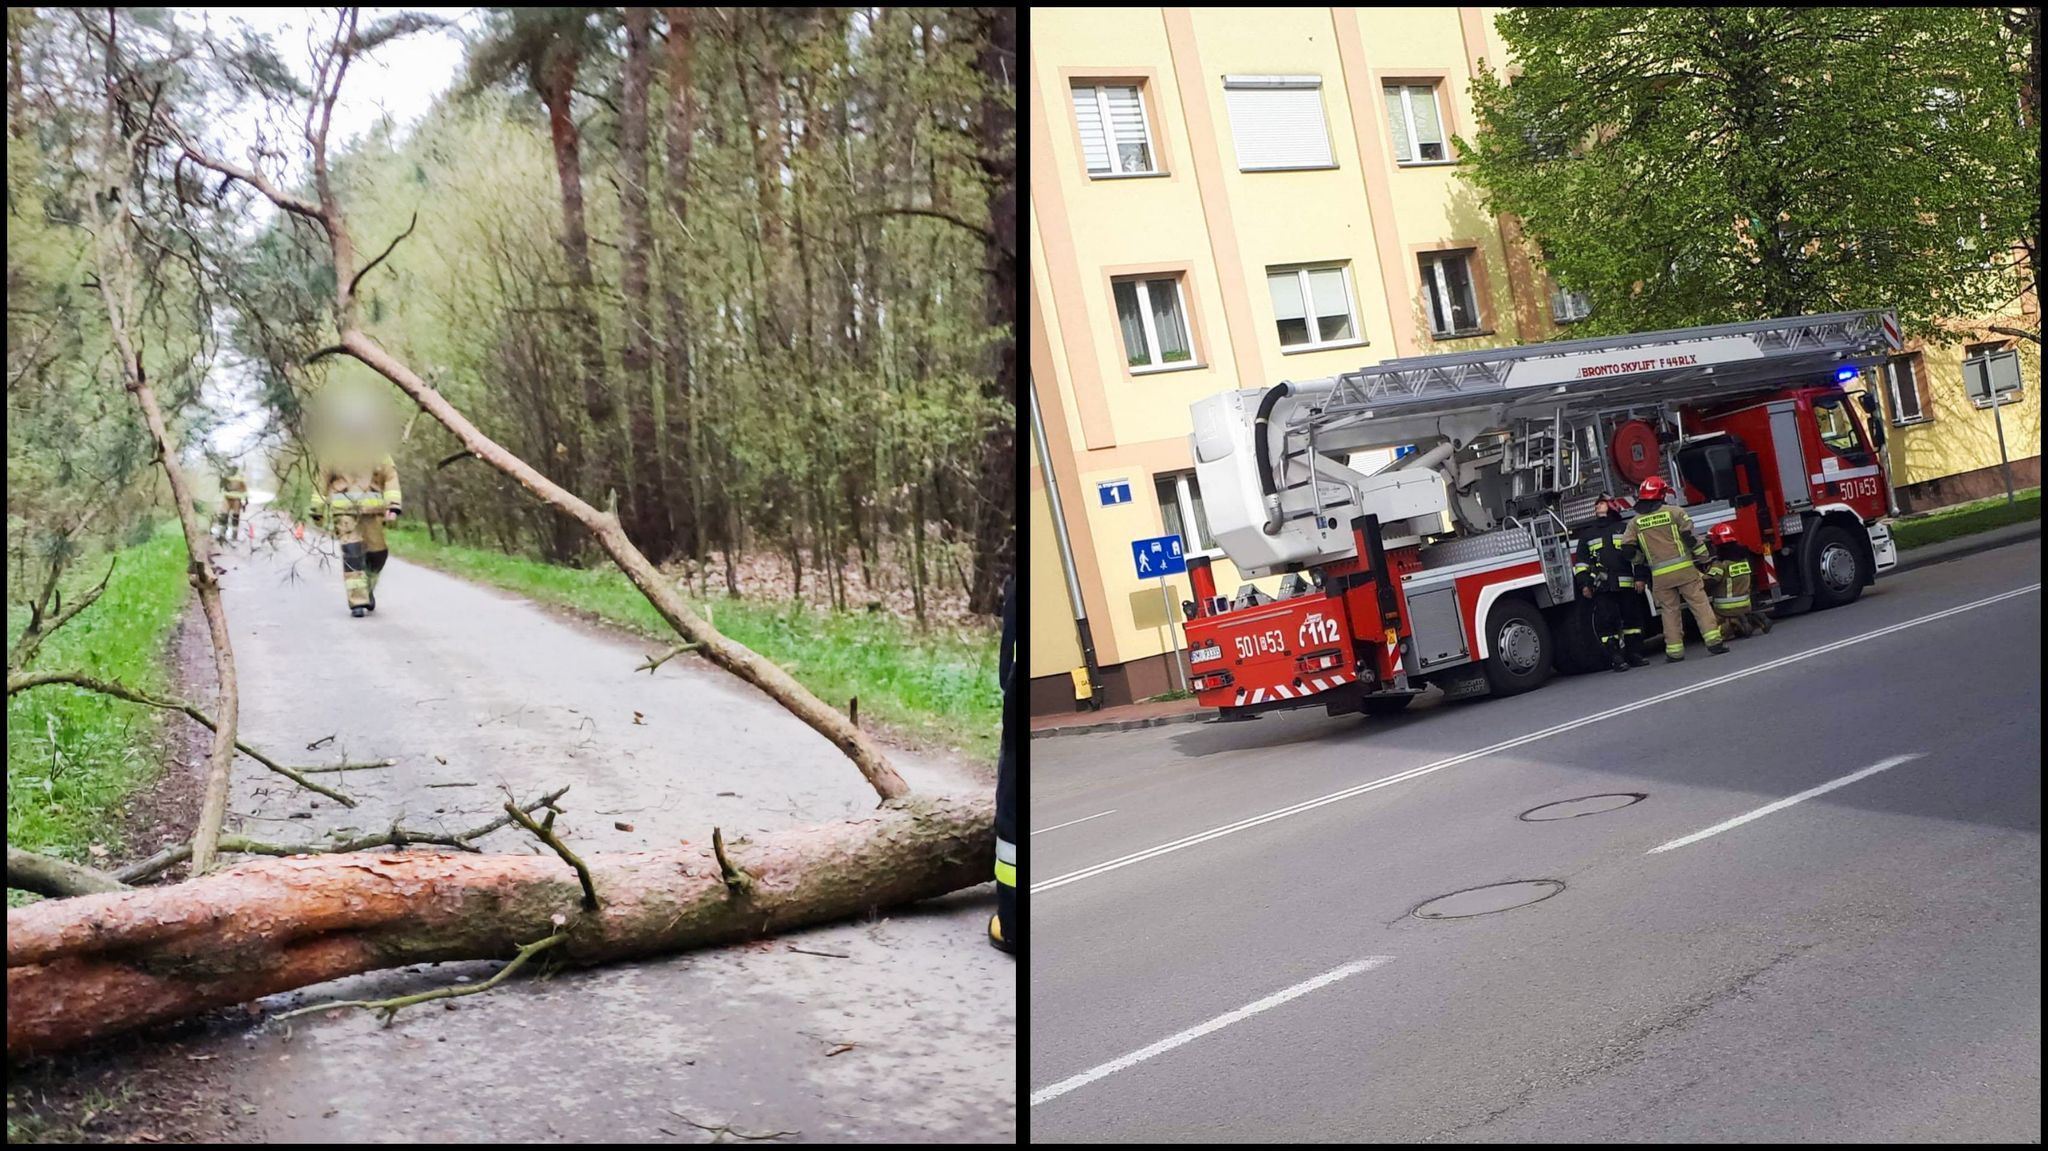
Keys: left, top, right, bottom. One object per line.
{"left": 1835, "top": 367, "right": 1860, "bottom": 382}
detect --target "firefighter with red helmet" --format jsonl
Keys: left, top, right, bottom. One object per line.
{"left": 1619, "top": 475, "right": 1728, "bottom": 661}
{"left": 1704, "top": 522, "right": 1772, "bottom": 640}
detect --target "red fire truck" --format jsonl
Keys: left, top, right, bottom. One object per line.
{"left": 1181, "top": 311, "right": 1900, "bottom": 718}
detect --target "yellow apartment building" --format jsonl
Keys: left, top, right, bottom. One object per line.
{"left": 1027, "top": 6, "right": 2040, "bottom": 714}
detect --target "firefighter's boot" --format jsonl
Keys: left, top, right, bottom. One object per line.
{"left": 1625, "top": 647, "right": 1650, "bottom": 668}
{"left": 351, "top": 606, "right": 367, "bottom": 619}
{"left": 1607, "top": 640, "right": 1630, "bottom": 673}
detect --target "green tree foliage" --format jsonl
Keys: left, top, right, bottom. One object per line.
{"left": 1459, "top": 6, "right": 2038, "bottom": 340}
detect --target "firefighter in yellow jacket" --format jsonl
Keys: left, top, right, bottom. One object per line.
{"left": 310, "top": 455, "right": 402, "bottom": 617}
{"left": 1619, "top": 476, "right": 1727, "bottom": 662}
{"left": 221, "top": 471, "right": 249, "bottom": 534}
{"left": 305, "top": 382, "right": 404, "bottom": 618}
{"left": 1703, "top": 522, "right": 1773, "bottom": 640}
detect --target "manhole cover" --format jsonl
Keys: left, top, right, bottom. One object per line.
{"left": 1412, "top": 880, "right": 1564, "bottom": 919}
{"left": 1519, "top": 793, "right": 1646, "bottom": 822}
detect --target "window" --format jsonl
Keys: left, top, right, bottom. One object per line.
{"left": 1114, "top": 275, "right": 1195, "bottom": 371}
{"left": 1222, "top": 76, "right": 1334, "bottom": 170}
{"left": 1072, "top": 83, "right": 1156, "bottom": 177}
{"left": 1384, "top": 83, "right": 1448, "bottom": 164}
{"left": 1267, "top": 264, "right": 1361, "bottom": 351}
{"left": 1882, "top": 355, "right": 1927, "bottom": 425}
{"left": 1155, "top": 472, "right": 1217, "bottom": 553}
{"left": 1419, "top": 250, "right": 1483, "bottom": 337}
{"left": 1550, "top": 285, "right": 1592, "bottom": 324}
{"left": 1812, "top": 394, "right": 1871, "bottom": 463}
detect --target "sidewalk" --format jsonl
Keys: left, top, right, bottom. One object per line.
{"left": 1032, "top": 696, "right": 1207, "bottom": 739}
{"left": 1889, "top": 517, "right": 2040, "bottom": 574}
{"left": 1031, "top": 521, "right": 2039, "bottom": 740}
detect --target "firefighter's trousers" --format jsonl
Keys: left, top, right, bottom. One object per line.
{"left": 332, "top": 513, "right": 389, "bottom": 609}
{"left": 1651, "top": 565, "right": 1722, "bottom": 657}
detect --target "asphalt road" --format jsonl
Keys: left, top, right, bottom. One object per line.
{"left": 176, "top": 512, "right": 1011, "bottom": 1142}
{"left": 1030, "top": 541, "right": 2041, "bottom": 1142}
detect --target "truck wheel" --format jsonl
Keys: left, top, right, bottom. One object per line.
{"left": 1481, "top": 597, "right": 1552, "bottom": 697}
{"left": 1806, "top": 523, "right": 1868, "bottom": 610}
{"left": 1360, "top": 693, "right": 1416, "bottom": 716}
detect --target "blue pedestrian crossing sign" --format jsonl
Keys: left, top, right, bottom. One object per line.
{"left": 1098, "top": 479, "right": 1133, "bottom": 506}
{"left": 1131, "top": 534, "right": 1187, "bottom": 578}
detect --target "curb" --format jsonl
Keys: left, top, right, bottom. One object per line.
{"left": 1890, "top": 519, "right": 2041, "bottom": 574}
{"left": 1031, "top": 709, "right": 1210, "bottom": 739}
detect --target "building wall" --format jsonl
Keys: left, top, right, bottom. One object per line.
{"left": 1029, "top": 5, "right": 2039, "bottom": 712}
{"left": 1875, "top": 338, "right": 2041, "bottom": 510}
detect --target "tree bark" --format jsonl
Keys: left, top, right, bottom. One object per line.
{"left": 661, "top": 7, "right": 701, "bottom": 559}
{"left": 619, "top": 7, "right": 668, "bottom": 559}
{"left": 968, "top": 5, "right": 1018, "bottom": 616}
{"left": 7, "top": 795, "right": 989, "bottom": 1058}
{"left": 536, "top": 42, "right": 620, "bottom": 514}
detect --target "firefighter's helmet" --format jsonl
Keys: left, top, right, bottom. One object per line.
{"left": 1636, "top": 476, "right": 1673, "bottom": 501}
{"left": 1707, "top": 522, "right": 1739, "bottom": 545}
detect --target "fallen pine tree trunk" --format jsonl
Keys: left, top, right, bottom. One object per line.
{"left": 7, "top": 794, "right": 990, "bottom": 1058}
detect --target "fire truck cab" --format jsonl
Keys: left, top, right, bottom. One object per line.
{"left": 1181, "top": 311, "right": 1900, "bottom": 719}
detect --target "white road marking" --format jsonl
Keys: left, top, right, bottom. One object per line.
{"left": 1646, "top": 754, "right": 1925, "bottom": 854}
{"left": 1034, "top": 583, "right": 2040, "bottom": 895}
{"left": 1032, "top": 810, "right": 1117, "bottom": 836}
{"left": 1029, "top": 956, "right": 1393, "bottom": 1107}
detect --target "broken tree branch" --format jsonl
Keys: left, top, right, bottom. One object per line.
{"left": 7, "top": 670, "right": 354, "bottom": 808}
{"left": 294, "top": 758, "right": 397, "bottom": 773}
{"left": 86, "top": 65, "right": 243, "bottom": 873}
{"left": 635, "top": 642, "right": 703, "bottom": 673}
{"left": 9, "top": 558, "right": 116, "bottom": 673}
{"left": 273, "top": 930, "right": 567, "bottom": 1026}
{"left": 712, "top": 827, "right": 754, "bottom": 897}
{"left": 7, "top": 846, "right": 131, "bottom": 898}
{"left": 343, "top": 209, "right": 418, "bottom": 304}
{"left": 114, "top": 785, "right": 573, "bottom": 885}
{"left": 504, "top": 800, "right": 599, "bottom": 910}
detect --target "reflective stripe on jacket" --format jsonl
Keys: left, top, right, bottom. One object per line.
{"left": 1707, "top": 558, "right": 1754, "bottom": 612}
{"left": 1621, "top": 502, "right": 1702, "bottom": 579}
{"left": 312, "top": 455, "right": 402, "bottom": 518}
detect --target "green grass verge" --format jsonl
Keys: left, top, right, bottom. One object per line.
{"left": 1892, "top": 486, "right": 2040, "bottom": 551}
{"left": 6, "top": 523, "right": 191, "bottom": 902}
{"left": 385, "top": 524, "right": 999, "bottom": 761}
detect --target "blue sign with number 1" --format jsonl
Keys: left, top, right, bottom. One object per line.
{"left": 1131, "top": 534, "right": 1187, "bottom": 578}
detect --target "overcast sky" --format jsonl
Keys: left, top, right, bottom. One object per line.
{"left": 183, "top": 7, "right": 476, "bottom": 473}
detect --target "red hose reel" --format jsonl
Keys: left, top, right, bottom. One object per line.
{"left": 1610, "top": 419, "right": 1663, "bottom": 486}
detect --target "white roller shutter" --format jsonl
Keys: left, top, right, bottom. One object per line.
{"left": 1222, "top": 76, "right": 1333, "bottom": 171}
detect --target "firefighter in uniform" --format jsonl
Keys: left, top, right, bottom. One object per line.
{"left": 310, "top": 453, "right": 402, "bottom": 618}
{"left": 1619, "top": 475, "right": 1727, "bottom": 661}
{"left": 1573, "top": 494, "right": 1651, "bottom": 672}
{"left": 221, "top": 471, "right": 249, "bottom": 535}
{"left": 991, "top": 574, "right": 1018, "bottom": 955}
{"left": 1608, "top": 495, "right": 1656, "bottom": 658}
{"left": 1703, "top": 522, "right": 1773, "bottom": 640}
